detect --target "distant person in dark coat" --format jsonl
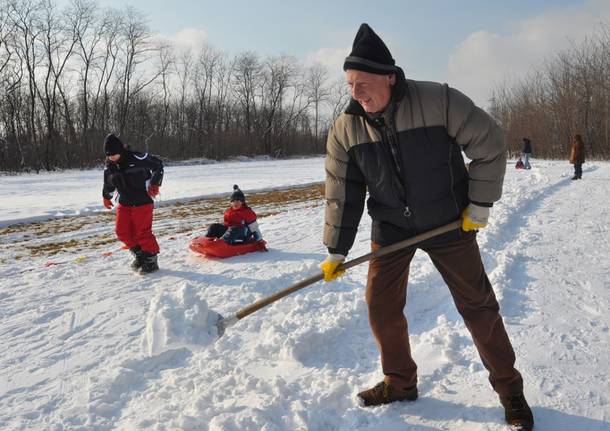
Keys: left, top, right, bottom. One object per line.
{"left": 521, "top": 138, "right": 532, "bottom": 169}
{"left": 569, "top": 134, "right": 585, "bottom": 180}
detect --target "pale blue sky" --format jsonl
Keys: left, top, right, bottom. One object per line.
{"left": 84, "top": 0, "right": 578, "bottom": 55}
{"left": 58, "top": 0, "right": 610, "bottom": 106}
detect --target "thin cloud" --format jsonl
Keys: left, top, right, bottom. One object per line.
{"left": 446, "top": 0, "right": 610, "bottom": 108}
{"left": 155, "top": 27, "right": 209, "bottom": 54}
{"left": 304, "top": 46, "right": 350, "bottom": 81}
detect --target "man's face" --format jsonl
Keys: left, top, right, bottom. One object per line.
{"left": 346, "top": 70, "right": 396, "bottom": 113}
{"left": 107, "top": 153, "right": 121, "bottom": 163}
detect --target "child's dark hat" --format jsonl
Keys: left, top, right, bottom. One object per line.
{"left": 230, "top": 184, "right": 246, "bottom": 202}
{"left": 104, "top": 134, "right": 124, "bottom": 156}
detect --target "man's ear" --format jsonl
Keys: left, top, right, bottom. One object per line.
{"left": 388, "top": 73, "right": 396, "bottom": 85}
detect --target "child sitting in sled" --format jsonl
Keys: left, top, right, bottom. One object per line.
{"left": 205, "top": 185, "right": 266, "bottom": 248}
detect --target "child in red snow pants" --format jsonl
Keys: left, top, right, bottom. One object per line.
{"left": 115, "top": 203, "right": 160, "bottom": 254}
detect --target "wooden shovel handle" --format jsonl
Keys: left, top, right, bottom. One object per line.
{"left": 235, "top": 220, "right": 462, "bottom": 320}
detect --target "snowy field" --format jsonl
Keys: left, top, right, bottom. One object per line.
{"left": 0, "top": 156, "right": 325, "bottom": 227}
{"left": 1, "top": 158, "right": 609, "bottom": 430}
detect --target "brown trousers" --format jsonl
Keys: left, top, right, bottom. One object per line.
{"left": 366, "top": 231, "right": 523, "bottom": 396}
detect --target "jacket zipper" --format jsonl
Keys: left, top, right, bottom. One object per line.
{"left": 448, "top": 145, "right": 460, "bottom": 219}
{"left": 383, "top": 120, "right": 412, "bottom": 221}
{"left": 368, "top": 115, "right": 414, "bottom": 224}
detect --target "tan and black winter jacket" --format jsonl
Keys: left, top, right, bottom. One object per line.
{"left": 324, "top": 71, "right": 506, "bottom": 256}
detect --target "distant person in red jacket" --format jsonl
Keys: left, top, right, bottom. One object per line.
{"left": 205, "top": 185, "right": 264, "bottom": 246}
{"left": 102, "top": 134, "right": 163, "bottom": 274}
{"left": 515, "top": 157, "right": 525, "bottom": 169}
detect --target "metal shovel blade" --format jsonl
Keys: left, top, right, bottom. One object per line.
{"left": 215, "top": 313, "right": 238, "bottom": 338}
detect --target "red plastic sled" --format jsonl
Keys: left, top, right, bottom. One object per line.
{"left": 189, "top": 236, "right": 268, "bottom": 258}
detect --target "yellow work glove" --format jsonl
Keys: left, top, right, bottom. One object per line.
{"left": 461, "top": 203, "right": 490, "bottom": 231}
{"left": 320, "top": 254, "right": 346, "bottom": 282}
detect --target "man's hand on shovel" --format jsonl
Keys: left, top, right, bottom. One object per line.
{"left": 320, "top": 254, "right": 346, "bottom": 282}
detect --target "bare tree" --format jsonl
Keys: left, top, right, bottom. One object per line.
{"left": 0, "top": 0, "right": 25, "bottom": 170}
{"left": 10, "top": 0, "right": 44, "bottom": 170}
{"left": 0, "top": 0, "right": 345, "bottom": 171}
{"left": 174, "top": 48, "right": 193, "bottom": 156}
{"left": 273, "top": 63, "right": 312, "bottom": 157}
{"left": 259, "top": 54, "right": 295, "bottom": 154}
{"left": 212, "top": 54, "right": 233, "bottom": 158}
{"left": 0, "top": 0, "right": 15, "bottom": 77}
{"left": 492, "top": 25, "right": 610, "bottom": 160}
{"left": 70, "top": 0, "right": 102, "bottom": 157}
{"left": 192, "top": 44, "right": 220, "bottom": 156}
{"left": 306, "top": 63, "right": 329, "bottom": 152}
{"left": 116, "top": 6, "right": 157, "bottom": 135}
{"left": 36, "top": 0, "right": 83, "bottom": 168}
{"left": 91, "top": 7, "right": 121, "bottom": 134}
{"left": 327, "top": 77, "right": 350, "bottom": 121}
{"left": 154, "top": 42, "right": 173, "bottom": 154}
{"left": 232, "top": 51, "right": 260, "bottom": 151}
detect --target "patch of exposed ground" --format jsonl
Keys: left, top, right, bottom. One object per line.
{"left": 0, "top": 184, "right": 324, "bottom": 262}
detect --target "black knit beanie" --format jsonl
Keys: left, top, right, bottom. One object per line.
{"left": 230, "top": 185, "right": 246, "bottom": 203}
{"left": 343, "top": 23, "right": 397, "bottom": 75}
{"left": 104, "top": 134, "right": 124, "bottom": 156}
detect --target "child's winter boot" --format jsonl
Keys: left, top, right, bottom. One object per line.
{"left": 139, "top": 252, "right": 159, "bottom": 274}
{"left": 129, "top": 246, "right": 145, "bottom": 271}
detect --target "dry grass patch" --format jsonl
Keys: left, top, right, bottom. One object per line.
{"left": 0, "top": 183, "right": 325, "bottom": 258}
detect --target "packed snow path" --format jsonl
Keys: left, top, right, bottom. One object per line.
{"left": 0, "top": 160, "right": 608, "bottom": 430}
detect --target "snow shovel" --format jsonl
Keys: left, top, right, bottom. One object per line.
{"left": 214, "top": 219, "right": 462, "bottom": 337}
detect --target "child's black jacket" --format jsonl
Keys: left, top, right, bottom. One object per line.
{"left": 103, "top": 151, "right": 164, "bottom": 206}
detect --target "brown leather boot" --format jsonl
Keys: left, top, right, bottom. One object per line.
{"left": 357, "top": 381, "right": 418, "bottom": 407}
{"left": 500, "top": 392, "right": 534, "bottom": 430}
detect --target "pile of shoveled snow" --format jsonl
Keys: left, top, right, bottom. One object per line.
{"left": 143, "top": 282, "right": 221, "bottom": 356}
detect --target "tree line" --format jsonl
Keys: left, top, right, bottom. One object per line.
{"left": 0, "top": 0, "right": 351, "bottom": 172}
{"left": 491, "top": 25, "right": 610, "bottom": 160}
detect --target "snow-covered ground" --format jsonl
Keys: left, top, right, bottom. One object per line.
{"left": 1, "top": 158, "right": 609, "bottom": 430}
{"left": 0, "top": 156, "right": 325, "bottom": 227}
